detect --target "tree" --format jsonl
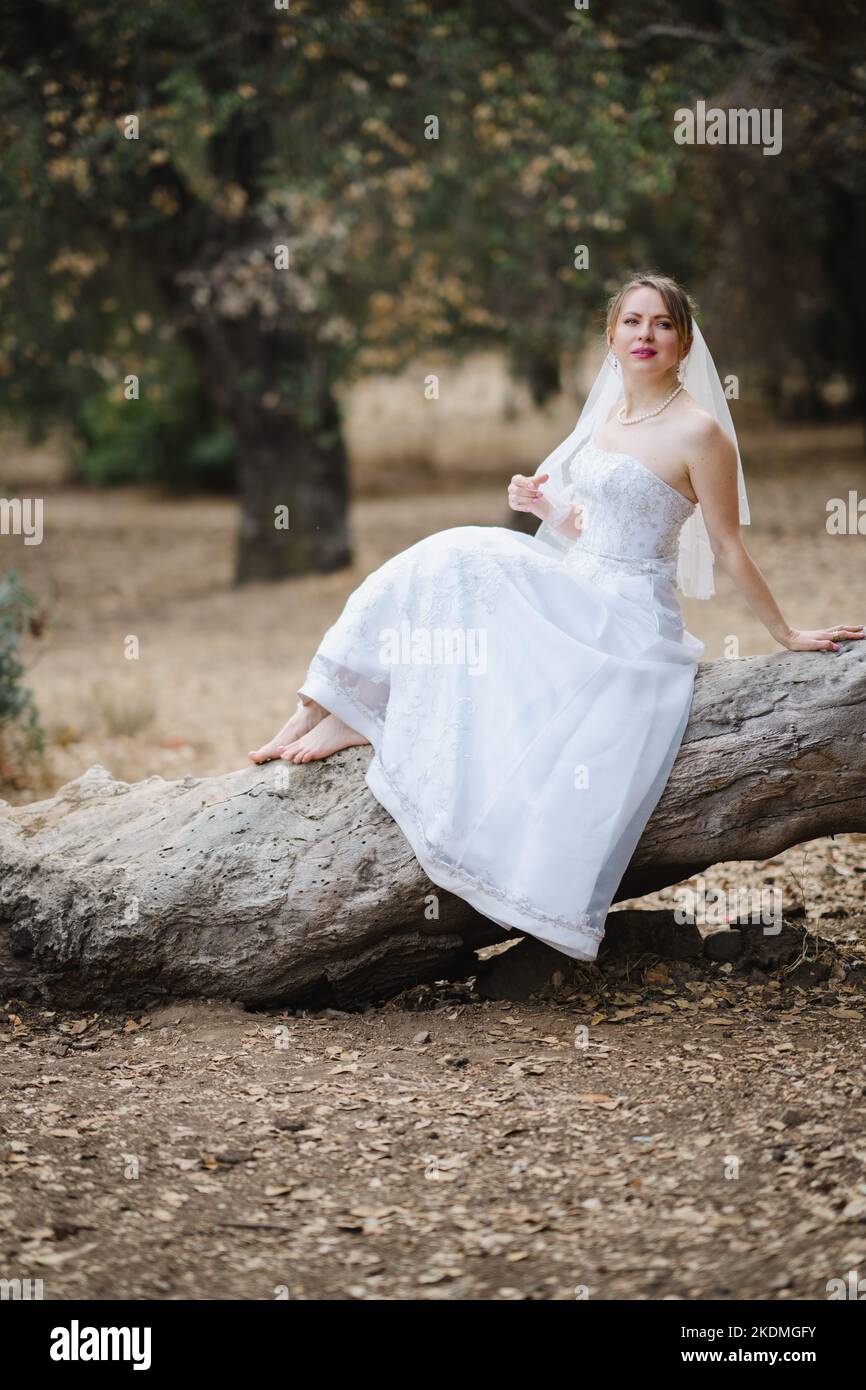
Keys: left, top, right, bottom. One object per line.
{"left": 2, "top": 643, "right": 864, "bottom": 1009}
{"left": 0, "top": 0, "right": 694, "bottom": 580}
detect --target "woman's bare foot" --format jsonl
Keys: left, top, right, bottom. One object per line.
{"left": 280, "top": 713, "right": 370, "bottom": 764}
{"left": 248, "top": 698, "right": 328, "bottom": 763}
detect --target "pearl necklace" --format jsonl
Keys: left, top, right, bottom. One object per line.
{"left": 617, "top": 382, "right": 683, "bottom": 425}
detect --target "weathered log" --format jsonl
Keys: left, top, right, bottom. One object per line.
{"left": 1, "top": 643, "right": 864, "bottom": 1009}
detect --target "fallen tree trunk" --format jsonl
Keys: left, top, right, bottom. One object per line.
{"left": 2, "top": 644, "right": 864, "bottom": 1009}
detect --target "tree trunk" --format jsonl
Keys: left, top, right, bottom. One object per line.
{"left": 234, "top": 393, "right": 351, "bottom": 585}
{"left": 1, "top": 644, "right": 864, "bottom": 1011}
{"left": 819, "top": 182, "right": 866, "bottom": 445}
{"left": 181, "top": 306, "right": 352, "bottom": 584}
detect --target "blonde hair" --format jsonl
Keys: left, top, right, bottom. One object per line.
{"left": 605, "top": 272, "right": 697, "bottom": 359}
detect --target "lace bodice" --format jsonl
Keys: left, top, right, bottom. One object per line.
{"left": 546, "top": 434, "right": 696, "bottom": 583}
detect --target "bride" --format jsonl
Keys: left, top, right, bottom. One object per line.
{"left": 249, "top": 272, "right": 863, "bottom": 961}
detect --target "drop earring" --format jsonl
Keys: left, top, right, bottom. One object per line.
{"left": 606, "top": 349, "right": 620, "bottom": 374}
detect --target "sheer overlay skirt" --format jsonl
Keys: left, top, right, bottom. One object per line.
{"left": 298, "top": 524, "right": 703, "bottom": 961}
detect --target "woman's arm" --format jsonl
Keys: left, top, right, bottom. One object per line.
{"left": 689, "top": 422, "right": 864, "bottom": 653}
{"left": 537, "top": 494, "right": 584, "bottom": 538}
{"left": 508, "top": 472, "right": 582, "bottom": 537}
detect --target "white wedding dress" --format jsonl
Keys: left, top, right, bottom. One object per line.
{"left": 297, "top": 429, "right": 705, "bottom": 962}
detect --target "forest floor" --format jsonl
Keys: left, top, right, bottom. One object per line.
{"left": 1, "top": 416, "right": 865, "bottom": 1299}
{"left": 2, "top": 916, "right": 866, "bottom": 1301}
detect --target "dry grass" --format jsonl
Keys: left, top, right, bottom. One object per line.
{"left": 87, "top": 673, "right": 158, "bottom": 739}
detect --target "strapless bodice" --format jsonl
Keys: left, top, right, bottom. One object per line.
{"left": 555, "top": 435, "right": 696, "bottom": 585}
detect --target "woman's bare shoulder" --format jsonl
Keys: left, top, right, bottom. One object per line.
{"left": 677, "top": 394, "right": 731, "bottom": 450}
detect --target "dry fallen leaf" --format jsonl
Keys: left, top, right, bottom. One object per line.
{"left": 33, "top": 1242, "right": 99, "bottom": 1267}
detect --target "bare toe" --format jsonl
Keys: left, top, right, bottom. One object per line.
{"left": 249, "top": 742, "right": 287, "bottom": 764}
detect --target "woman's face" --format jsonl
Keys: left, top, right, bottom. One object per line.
{"left": 608, "top": 287, "right": 684, "bottom": 379}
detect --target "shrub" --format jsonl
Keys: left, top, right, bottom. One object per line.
{"left": 0, "top": 570, "right": 44, "bottom": 780}
{"left": 74, "top": 342, "right": 237, "bottom": 493}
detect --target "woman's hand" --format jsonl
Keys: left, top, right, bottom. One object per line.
{"left": 507, "top": 472, "right": 550, "bottom": 519}
{"left": 779, "top": 623, "right": 865, "bottom": 652}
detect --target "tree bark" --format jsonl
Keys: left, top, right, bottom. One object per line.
{"left": 1, "top": 644, "right": 864, "bottom": 1011}
{"left": 818, "top": 181, "right": 866, "bottom": 448}
{"left": 182, "top": 309, "right": 352, "bottom": 584}
{"left": 233, "top": 391, "right": 351, "bottom": 585}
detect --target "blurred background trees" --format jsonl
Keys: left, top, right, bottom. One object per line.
{"left": 1, "top": 0, "right": 863, "bottom": 581}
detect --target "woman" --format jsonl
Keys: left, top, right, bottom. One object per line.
{"left": 249, "top": 272, "right": 863, "bottom": 961}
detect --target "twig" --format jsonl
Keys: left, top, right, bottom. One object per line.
{"left": 211, "top": 1221, "right": 296, "bottom": 1232}
{"left": 614, "top": 24, "right": 866, "bottom": 101}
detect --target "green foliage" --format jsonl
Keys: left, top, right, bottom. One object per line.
{"left": 75, "top": 343, "right": 237, "bottom": 491}
{"left": 0, "top": 570, "right": 44, "bottom": 771}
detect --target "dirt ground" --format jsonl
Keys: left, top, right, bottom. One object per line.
{"left": 2, "top": 935, "right": 866, "bottom": 1301}
{"left": 1, "top": 413, "right": 865, "bottom": 1300}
